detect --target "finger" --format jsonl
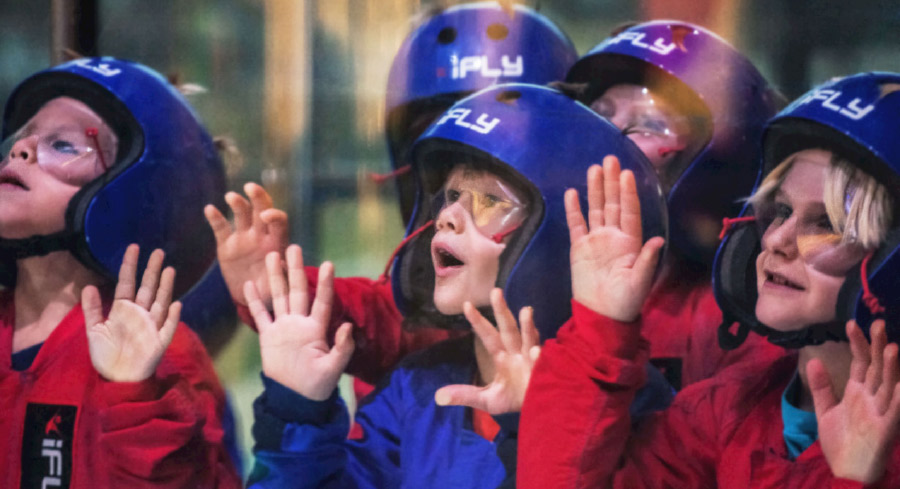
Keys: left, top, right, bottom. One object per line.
{"left": 529, "top": 345, "right": 541, "bottom": 363}
{"left": 266, "top": 251, "right": 289, "bottom": 318}
{"left": 463, "top": 301, "right": 502, "bottom": 356}
{"left": 807, "top": 357, "right": 839, "bottom": 419}
{"left": 245, "top": 280, "right": 273, "bottom": 331}
{"left": 310, "top": 262, "right": 336, "bottom": 327}
{"left": 876, "top": 343, "right": 899, "bottom": 414}
{"left": 285, "top": 245, "right": 309, "bottom": 315}
{"left": 619, "top": 170, "right": 643, "bottom": 240}
{"left": 150, "top": 267, "right": 176, "bottom": 327}
{"left": 564, "top": 188, "right": 588, "bottom": 243}
{"left": 632, "top": 237, "right": 665, "bottom": 285}
{"left": 602, "top": 155, "right": 622, "bottom": 229}
{"left": 135, "top": 248, "right": 165, "bottom": 309}
{"left": 888, "top": 383, "right": 900, "bottom": 428}
{"left": 261, "top": 208, "right": 290, "bottom": 243}
{"left": 246, "top": 182, "right": 274, "bottom": 232}
{"left": 204, "top": 204, "right": 233, "bottom": 245}
{"left": 867, "top": 320, "right": 887, "bottom": 394}
{"left": 848, "top": 320, "right": 872, "bottom": 384}
{"left": 158, "top": 301, "right": 181, "bottom": 349}
{"left": 434, "top": 384, "right": 490, "bottom": 411}
{"left": 114, "top": 244, "right": 140, "bottom": 301}
{"left": 226, "top": 191, "right": 252, "bottom": 231}
{"left": 586, "top": 164, "right": 604, "bottom": 230}
{"left": 81, "top": 285, "right": 105, "bottom": 328}
{"left": 519, "top": 306, "right": 539, "bottom": 356}
{"left": 325, "top": 322, "right": 355, "bottom": 373}
{"left": 491, "top": 288, "right": 521, "bottom": 353}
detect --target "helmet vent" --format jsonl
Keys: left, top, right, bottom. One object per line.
{"left": 496, "top": 90, "right": 521, "bottom": 104}
{"left": 486, "top": 23, "right": 509, "bottom": 40}
{"left": 437, "top": 27, "right": 456, "bottom": 44}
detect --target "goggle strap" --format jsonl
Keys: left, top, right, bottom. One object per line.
{"left": 860, "top": 251, "right": 886, "bottom": 316}
{"left": 719, "top": 216, "right": 757, "bottom": 240}
{"left": 368, "top": 165, "right": 411, "bottom": 185}
{"left": 377, "top": 219, "right": 435, "bottom": 284}
{"left": 85, "top": 127, "right": 108, "bottom": 171}
{"left": 490, "top": 224, "right": 520, "bottom": 244}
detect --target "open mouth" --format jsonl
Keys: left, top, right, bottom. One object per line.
{"left": 0, "top": 170, "right": 27, "bottom": 190}
{"left": 435, "top": 246, "right": 464, "bottom": 268}
{"left": 765, "top": 271, "right": 804, "bottom": 290}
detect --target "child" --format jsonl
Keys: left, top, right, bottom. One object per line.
{"left": 560, "top": 21, "right": 787, "bottom": 389}
{"left": 245, "top": 84, "right": 671, "bottom": 488}
{"left": 0, "top": 57, "right": 239, "bottom": 488}
{"left": 207, "top": 1, "right": 579, "bottom": 395}
{"left": 520, "top": 73, "right": 900, "bottom": 488}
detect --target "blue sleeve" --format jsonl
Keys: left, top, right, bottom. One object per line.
{"left": 628, "top": 362, "right": 676, "bottom": 424}
{"left": 247, "top": 374, "right": 405, "bottom": 489}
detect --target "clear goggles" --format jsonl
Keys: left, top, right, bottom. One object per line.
{"left": 753, "top": 200, "right": 868, "bottom": 277}
{"left": 431, "top": 177, "right": 528, "bottom": 243}
{"left": 0, "top": 125, "right": 111, "bottom": 186}
{"left": 591, "top": 85, "right": 691, "bottom": 154}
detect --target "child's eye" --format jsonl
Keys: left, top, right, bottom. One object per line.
{"left": 482, "top": 194, "right": 501, "bottom": 208}
{"left": 49, "top": 139, "right": 80, "bottom": 155}
{"left": 814, "top": 214, "right": 835, "bottom": 233}
{"left": 773, "top": 202, "right": 792, "bottom": 222}
{"left": 446, "top": 189, "right": 461, "bottom": 202}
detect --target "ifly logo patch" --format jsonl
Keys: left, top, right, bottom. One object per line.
{"left": 796, "top": 88, "right": 875, "bottom": 120}
{"left": 22, "top": 403, "right": 77, "bottom": 489}
{"left": 606, "top": 31, "right": 680, "bottom": 56}
{"left": 71, "top": 59, "right": 121, "bottom": 77}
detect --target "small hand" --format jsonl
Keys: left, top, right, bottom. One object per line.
{"left": 205, "top": 182, "right": 289, "bottom": 306}
{"left": 810, "top": 319, "right": 900, "bottom": 484}
{"left": 84, "top": 244, "right": 181, "bottom": 383}
{"left": 249, "top": 245, "right": 354, "bottom": 401}
{"left": 434, "top": 288, "right": 540, "bottom": 415}
{"left": 566, "top": 156, "right": 664, "bottom": 322}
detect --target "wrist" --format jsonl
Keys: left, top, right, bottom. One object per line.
{"left": 572, "top": 294, "right": 640, "bottom": 323}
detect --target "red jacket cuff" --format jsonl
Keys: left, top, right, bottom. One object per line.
{"left": 566, "top": 299, "right": 643, "bottom": 359}
{"left": 99, "top": 376, "right": 162, "bottom": 405}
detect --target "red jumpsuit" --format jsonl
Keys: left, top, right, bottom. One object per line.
{"left": 518, "top": 300, "right": 899, "bottom": 489}
{"left": 640, "top": 274, "right": 785, "bottom": 389}
{"left": 0, "top": 292, "right": 240, "bottom": 488}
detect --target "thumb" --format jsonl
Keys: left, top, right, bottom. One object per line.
{"left": 326, "top": 322, "right": 355, "bottom": 371}
{"left": 807, "top": 357, "right": 839, "bottom": 420}
{"left": 82, "top": 285, "right": 104, "bottom": 328}
{"left": 435, "top": 384, "right": 489, "bottom": 411}
{"left": 633, "top": 237, "right": 665, "bottom": 282}
{"left": 158, "top": 302, "right": 181, "bottom": 350}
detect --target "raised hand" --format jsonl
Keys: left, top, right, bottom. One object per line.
{"left": 205, "top": 182, "right": 289, "bottom": 306}
{"left": 566, "top": 156, "right": 665, "bottom": 322}
{"left": 434, "top": 288, "right": 540, "bottom": 415}
{"left": 83, "top": 245, "right": 181, "bottom": 383}
{"left": 249, "top": 245, "right": 354, "bottom": 401}
{"left": 809, "top": 320, "right": 900, "bottom": 484}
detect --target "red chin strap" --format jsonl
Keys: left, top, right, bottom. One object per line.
{"left": 657, "top": 144, "right": 686, "bottom": 159}
{"left": 368, "top": 164, "right": 411, "bottom": 184}
{"left": 377, "top": 219, "right": 435, "bottom": 284}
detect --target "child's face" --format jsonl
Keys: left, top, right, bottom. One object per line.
{"left": 591, "top": 83, "right": 692, "bottom": 173}
{"left": 0, "top": 97, "right": 117, "bottom": 239}
{"left": 430, "top": 165, "right": 527, "bottom": 315}
{"left": 754, "top": 149, "right": 866, "bottom": 331}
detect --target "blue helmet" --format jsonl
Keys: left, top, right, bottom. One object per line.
{"left": 0, "top": 57, "right": 226, "bottom": 297}
{"left": 566, "top": 21, "right": 782, "bottom": 264}
{"left": 714, "top": 72, "right": 900, "bottom": 348}
{"left": 385, "top": 2, "right": 577, "bottom": 225}
{"left": 390, "top": 83, "right": 667, "bottom": 340}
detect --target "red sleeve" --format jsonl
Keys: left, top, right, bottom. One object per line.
{"left": 519, "top": 300, "right": 721, "bottom": 489}
{"left": 99, "top": 323, "right": 241, "bottom": 488}
{"left": 236, "top": 267, "right": 454, "bottom": 385}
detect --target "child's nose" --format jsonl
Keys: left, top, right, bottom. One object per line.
{"left": 436, "top": 202, "right": 467, "bottom": 234}
{"left": 8, "top": 135, "right": 38, "bottom": 165}
{"left": 762, "top": 217, "right": 799, "bottom": 259}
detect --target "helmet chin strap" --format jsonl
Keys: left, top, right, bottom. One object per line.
{"left": 718, "top": 316, "right": 848, "bottom": 350}
{"left": 0, "top": 230, "right": 78, "bottom": 260}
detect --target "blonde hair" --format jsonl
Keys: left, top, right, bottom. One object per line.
{"left": 748, "top": 150, "right": 894, "bottom": 249}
